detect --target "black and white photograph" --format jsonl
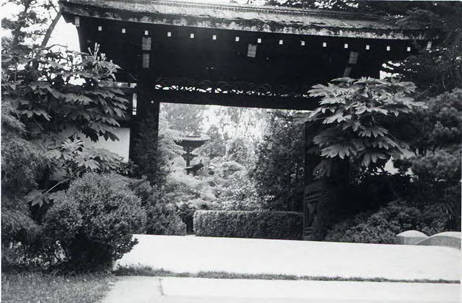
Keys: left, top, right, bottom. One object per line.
{"left": 1, "top": 0, "right": 461, "bottom": 302}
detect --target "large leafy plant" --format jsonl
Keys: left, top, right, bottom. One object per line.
{"left": 24, "top": 138, "right": 125, "bottom": 208}
{"left": 2, "top": 44, "right": 128, "bottom": 142}
{"left": 306, "top": 77, "right": 424, "bottom": 178}
{"left": 2, "top": 44, "right": 130, "bottom": 207}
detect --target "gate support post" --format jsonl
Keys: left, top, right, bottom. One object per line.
{"left": 303, "top": 122, "right": 339, "bottom": 241}
{"left": 129, "top": 80, "right": 161, "bottom": 184}
{"left": 303, "top": 121, "right": 319, "bottom": 240}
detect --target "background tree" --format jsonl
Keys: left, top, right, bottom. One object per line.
{"left": 394, "top": 89, "right": 462, "bottom": 230}
{"left": 383, "top": 3, "right": 462, "bottom": 97}
{"left": 160, "top": 103, "right": 205, "bottom": 135}
{"left": 2, "top": 0, "right": 62, "bottom": 54}
{"left": 199, "top": 125, "right": 226, "bottom": 160}
{"left": 386, "top": 3, "right": 462, "bottom": 230}
{"left": 252, "top": 111, "right": 305, "bottom": 211}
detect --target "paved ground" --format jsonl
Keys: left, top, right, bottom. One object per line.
{"left": 101, "top": 276, "right": 461, "bottom": 303}
{"left": 116, "top": 235, "right": 461, "bottom": 281}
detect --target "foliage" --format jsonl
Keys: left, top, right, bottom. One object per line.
{"left": 252, "top": 111, "right": 305, "bottom": 211}
{"left": 2, "top": 0, "right": 61, "bottom": 48}
{"left": 392, "top": 89, "right": 462, "bottom": 230}
{"left": 131, "top": 111, "right": 165, "bottom": 185}
{"left": 386, "top": 4, "right": 462, "bottom": 231}
{"left": 193, "top": 210, "right": 303, "bottom": 240}
{"left": 1, "top": 131, "right": 47, "bottom": 201}
{"left": 217, "top": 171, "right": 265, "bottom": 211}
{"left": 408, "top": 88, "right": 462, "bottom": 152}
{"left": 42, "top": 173, "right": 146, "bottom": 270}
{"left": 46, "top": 138, "right": 125, "bottom": 179}
{"left": 160, "top": 103, "right": 204, "bottom": 135}
{"left": 176, "top": 202, "right": 197, "bottom": 233}
{"left": 163, "top": 163, "right": 217, "bottom": 208}
{"left": 1, "top": 99, "right": 48, "bottom": 245}
{"left": 226, "top": 138, "right": 253, "bottom": 165}
{"left": 158, "top": 113, "right": 184, "bottom": 168}
{"left": 306, "top": 77, "right": 423, "bottom": 178}
{"left": 2, "top": 44, "right": 128, "bottom": 142}
{"left": 157, "top": 104, "right": 270, "bottom": 217}
{"left": 199, "top": 125, "right": 226, "bottom": 160}
{"left": 384, "top": 3, "right": 462, "bottom": 97}
{"left": 18, "top": 136, "right": 126, "bottom": 211}
{"left": 2, "top": 0, "right": 131, "bottom": 254}
{"left": 2, "top": 41, "right": 131, "bottom": 250}
{"left": 128, "top": 179, "right": 187, "bottom": 235}
{"left": 324, "top": 200, "right": 451, "bottom": 244}
{"left": 145, "top": 203, "right": 187, "bottom": 235}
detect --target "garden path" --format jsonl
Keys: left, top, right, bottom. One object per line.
{"left": 101, "top": 276, "right": 460, "bottom": 303}
{"left": 116, "top": 235, "right": 460, "bottom": 281}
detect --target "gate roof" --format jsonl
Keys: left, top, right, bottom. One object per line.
{"left": 61, "top": 0, "right": 430, "bottom": 40}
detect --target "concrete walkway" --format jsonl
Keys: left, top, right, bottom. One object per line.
{"left": 116, "top": 235, "right": 461, "bottom": 281}
{"left": 102, "top": 276, "right": 461, "bottom": 303}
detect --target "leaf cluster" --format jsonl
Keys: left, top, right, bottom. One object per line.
{"left": 2, "top": 44, "right": 128, "bottom": 141}
{"left": 306, "top": 77, "right": 423, "bottom": 177}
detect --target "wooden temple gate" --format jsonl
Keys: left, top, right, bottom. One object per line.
{"left": 60, "top": 0, "right": 430, "bottom": 240}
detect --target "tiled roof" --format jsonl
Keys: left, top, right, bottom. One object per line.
{"left": 60, "top": 0, "right": 431, "bottom": 39}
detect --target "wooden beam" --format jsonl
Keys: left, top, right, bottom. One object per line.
{"left": 152, "top": 90, "right": 317, "bottom": 110}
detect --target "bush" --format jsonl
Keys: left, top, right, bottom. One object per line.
{"left": 1, "top": 132, "right": 47, "bottom": 262}
{"left": 325, "top": 200, "right": 452, "bottom": 244}
{"left": 129, "top": 179, "right": 186, "bottom": 235}
{"left": 217, "top": 171, "right": 265, "bottom": 211}
{"left": 43, "top": 173, "right": 146, "bottom": 270}
{"left": 193, "top": 210, "right": 303, "bottom": 240}
{"left": 145, "top": 203, "right": 187, "bottom": 235}
{"left": 177, "top": 202, "right": 196, "bottom": 233}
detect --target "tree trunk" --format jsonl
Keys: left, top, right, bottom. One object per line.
{"left": 41, "top": 11, "right": 61, "bottom": 47}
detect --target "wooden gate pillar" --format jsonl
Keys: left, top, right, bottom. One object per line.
{"left": 303, "top": 122, "right": 321, "bottom": 240}
{"left": 129, "top": 80, "right": 161, "bottom": 184}
{"left": 303, "top": 122, "right": 341, "bottom": 241}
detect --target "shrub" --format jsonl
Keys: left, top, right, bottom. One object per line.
{"left": 177, "top": 202, "right": 196, "bottom": 233}
{"left": 324, "top": 200, "right": 451, "bottom": 244}
{"left": 217, "top": 171, "right": 265, "bottom": 211}
{"left": 1, "top": 132, "right": 47, "bottom": 254}
{"left": 193, "top": 210, "right": 303, "bottom": 240}
{"left": 129, "top": 179, "right": 186, "bottom": 235}
{"left": 145, "top": 203, "right": 187, "bottom": 235}
{"left": 43, "top": 173, "right": 146, "bottom": 270}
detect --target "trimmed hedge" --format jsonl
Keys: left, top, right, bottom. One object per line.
{"left": 193, "top": 210, "right": 303, "bottom": 240}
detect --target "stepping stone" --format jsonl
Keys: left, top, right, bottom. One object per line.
{"left": 417, "top": 232, "right": 461, "bottom": 250}
{"left": 396, "top": 230, "right": 428, "bottom": 245}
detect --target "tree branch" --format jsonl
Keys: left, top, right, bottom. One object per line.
{"left": 41, "top": 11, "right": 61, "bottom": 47}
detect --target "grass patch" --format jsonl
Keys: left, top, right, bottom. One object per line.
{"left": 114, "top": 265, "right": 460, "bottom": 284}
{"left": 1, "top": 271, "right": 115, "bottom": 303}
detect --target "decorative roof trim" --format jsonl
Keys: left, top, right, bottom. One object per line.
{"left": 60, "top": 0, "right": 433, "bottom": 40}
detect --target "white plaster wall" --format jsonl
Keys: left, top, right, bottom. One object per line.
{"left": 81, "top": 128, "right": 131, "bottom": 162}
